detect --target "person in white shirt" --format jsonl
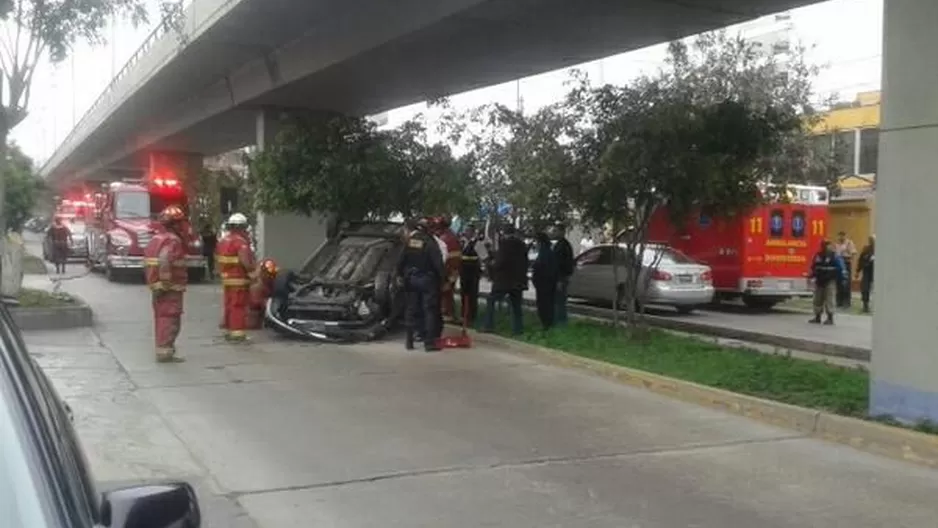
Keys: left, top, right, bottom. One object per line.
{"left": 580, "top": 234, "right": 595, "bottom": 253}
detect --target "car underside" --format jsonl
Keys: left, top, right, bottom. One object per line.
{"left": 265, "top": 223, "right": 406, "bottom": 343}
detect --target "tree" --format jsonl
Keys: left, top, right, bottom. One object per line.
{"left": 3, "top": 141, "right": 41, "bottom": 232}
{"left": 0, "top": 0, "right": 184, "bottom": 265}
{"left": 563, "top": 30, "right": 836, "bottom": 330}
{"left": 249, "top": 111, "right": 472, "bottom": 223}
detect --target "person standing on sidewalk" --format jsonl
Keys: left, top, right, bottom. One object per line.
{"left": 46, "top": 217, "right": 72, "bottom": 274}
{"left": 531, "top": 231, "right": 559, "bottom": 331}
{"left": 809, "top": 240, "right": 846, "bottom": 325}
{"left": 834, "top": 231, "right": 857, "bottom": 308}
{"left": 216, "top": 213, "right": 256, "bottom": 342}
{"left": 459, "top": 223, "right": 482, "bottom": 327}
{"left": 398, "top": 218, "right": 444, "bottom": 352}
{"left": 482, "top": 225, "right": 528, "bottom": 336}
{"left": 549, "top": 222, "right": 575, "bottom": 326}
{"left": 200, "top": 223, "right": 218, "bottom": 280}
{"left": 143, "top": 206, "right": 189, "bottom": 363}
{"left": 856, "top": 235, "right": 875, "bottom": 313}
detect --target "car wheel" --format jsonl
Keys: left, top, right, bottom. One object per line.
{"left": 742, "top": 296, "right": 778, "bottom": 312}
{"left": 675, "top": 305, "right": 695, "bottom": 315}
{"left": 105, "top": 264, "right": 120, "bottom": 283}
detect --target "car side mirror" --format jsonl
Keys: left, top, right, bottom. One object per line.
{"left": 101, "top": 482, "right": 200, "bottom": 528}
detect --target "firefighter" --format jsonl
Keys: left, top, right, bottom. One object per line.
{"left": 434, "top": 216, "right": 462, "bottom": 323}
{"left": 143, "top": 206, "right": 189, "bottom": 363}
{"left": 216, "top": 213, "right": 256, "bottom": 342}
{"left": 247, "top": 258, "right": 278, "bottom": 329}
{"left": 398, "top": 218, "right": 445, "bottom": 352}
{"left": 459, "top": 223, "right": 482, "bottom": 326}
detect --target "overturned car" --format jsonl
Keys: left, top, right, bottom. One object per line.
{"left": 265, "top": 222, "right": 407, "bottom": 342}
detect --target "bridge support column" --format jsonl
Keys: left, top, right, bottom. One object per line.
{"left": 870, "top": 0, "right": 938, "bottom": 423}
{"left": 254, "top": 109, "right": 332, "bottom": 270}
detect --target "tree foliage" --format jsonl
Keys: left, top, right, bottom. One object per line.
{"left": 249, "top": 111, "right": 474, "bottom": 222}
{"left": 3, "top": 142, "right": 42, "bottom": 232}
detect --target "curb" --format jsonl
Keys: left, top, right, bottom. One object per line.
{"left": 460, "top": 328, "right": 938, "bottom": 469}
{"left": 11, "top": 304, "right": 94, "bottom": 331}
{"left": 479, "top": 292, "right": 871, "bottom": 362}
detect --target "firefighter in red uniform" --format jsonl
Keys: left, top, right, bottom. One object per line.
{"left": 247, "top": 258, "right": 278, "bottom": 329}
{"left": 143, "top": 206, "right": 189, "bottom": 363}
{"left": 433, "top": 216, "right": 462, "bottom": 322}
{"left": 216, "top": 213, "right": 256, "bottom": 342}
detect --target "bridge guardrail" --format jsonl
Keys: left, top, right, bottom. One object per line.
{"left": 44, "top": 0, "right": 194, "bottom": 171}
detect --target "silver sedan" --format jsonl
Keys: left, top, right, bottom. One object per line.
{"left": 567, "top": 243, "right": 714, "bottom": 314}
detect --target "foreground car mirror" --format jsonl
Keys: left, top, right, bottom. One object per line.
{"left": 101, "top": 482, "right": 200, "bottom": 528}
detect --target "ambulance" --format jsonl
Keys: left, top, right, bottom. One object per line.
{"left": 646, "top": 184, "right": 831, "bottom": 310}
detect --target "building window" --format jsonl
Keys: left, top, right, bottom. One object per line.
{"left": 834, "top": 131, "right": 856, "bottom": 175}
{"left": 858, "top": 128, "right": 879, "bottom": 175}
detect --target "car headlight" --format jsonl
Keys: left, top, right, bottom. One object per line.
{"left": 108, "top": 230, "right": 132, "bottom": 247}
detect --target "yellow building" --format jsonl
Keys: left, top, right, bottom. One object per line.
{"left": 811, "top": 90, "right": 879, "bottom": 253}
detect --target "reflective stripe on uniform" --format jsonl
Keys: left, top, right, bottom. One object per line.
{"left": 462, "top": 256, "right": 479, "bottom": 261}
{"left": 447, "top": 251, "right": 462, "bottom": 258}
{"left": 150, "top": 281, "right": 167, "bottom": 292}
{"left": 217, "top": 255, "right": 240, "bottom": 264}
{"left": 172, "top": 260, "right": 187, "bottom": 268}
{"left": 222, "top": 278, "right": 251, "bottom": 287}
{"left": 144, "top": 258, "right": 160, "bottom": 266}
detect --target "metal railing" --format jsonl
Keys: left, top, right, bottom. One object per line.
{"left": 44, "top": 1, "right": 194, "bottom": 169}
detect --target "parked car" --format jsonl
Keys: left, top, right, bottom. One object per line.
{"left": 0, "top": 299, "right": 202, "bottom": 528}
{"left": 42, "top": 218, "right": 89, "bottom": 262}
{"left": 266, "top": 222, "right": 406, "bottom": 342}
{"left": 567, "top": 243, "right": 714, "bottom": 314}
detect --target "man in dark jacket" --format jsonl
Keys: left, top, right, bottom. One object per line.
{"left": 482, "top": 224, "right": 528, "bottom": 335}
{"left": 531, "top": 231, "right": 559, "bottom": 330}
{"left": 856, "top": 235, "right": 875, "bottom": 313}
{"left": 809, "top": 240, "right": 847, "bottom": 325}
{"left": 397, "top": 218, "right": 445, "bottom": 351}
{"left": 549, "top": 222, "right": 575, "bottom": 325}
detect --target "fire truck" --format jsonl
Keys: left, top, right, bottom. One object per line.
{"left": 84, "top": 177, "right": 206, "bottom": 282}
{"left": 646, "top": 184, "right": 831, "bottom": 310}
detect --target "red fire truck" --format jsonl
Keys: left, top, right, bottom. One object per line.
{"left": 84, "top": 177, "right": 206, "bottom": 282}
{"left": 646, "top": 184, "right": 831, "bottom": 310}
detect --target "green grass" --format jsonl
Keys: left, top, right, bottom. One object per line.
{"left": 17, "top": 288, "right": 78, "bottom": 307}
{"left": 22, "top": 253, "right": 48, "bottom": 275}
{"left": 476, "top": 301, "right": 872, "bottom": 416}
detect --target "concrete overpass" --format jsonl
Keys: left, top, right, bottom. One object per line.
{"left": 35, "top": 0, "right": 938, "bottom": 427}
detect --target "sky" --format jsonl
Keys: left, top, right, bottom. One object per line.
{"left": 12, "top": 0, "right": 883, "bottom": 166}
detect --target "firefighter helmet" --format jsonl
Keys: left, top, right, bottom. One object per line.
{"left": 158, "top": 205, "right": 186, "bottom": 226}
{"left": 227, "top": 213, "right": 249, "bottom": 227}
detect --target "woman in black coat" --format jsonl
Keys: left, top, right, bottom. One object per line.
{"left": 531, "top": 232, "right": 559, "bottom": 330}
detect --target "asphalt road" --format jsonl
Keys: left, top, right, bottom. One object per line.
{"left": 19, "top": 244, "right": 936, "bottom": 527}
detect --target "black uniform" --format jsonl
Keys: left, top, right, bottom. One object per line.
{"left": 459, "top": 234, "right": 482, "bottom": 325}
{"left": 397, "top": 229, "right": 445, "bottom": 350}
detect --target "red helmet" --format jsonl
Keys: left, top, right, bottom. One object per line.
{"left": 158, "top": 205, "right": 186, "bottom": 226}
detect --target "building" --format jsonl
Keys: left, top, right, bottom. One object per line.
{"left": 811, "top": 90, "right": 880, "bottom": 251}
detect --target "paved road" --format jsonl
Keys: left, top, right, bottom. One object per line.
{"left": 19, "top": 252, "right": 936, "bottom": 527}
{"left": 479, "top": 279, "right": 872, "bottom": 352}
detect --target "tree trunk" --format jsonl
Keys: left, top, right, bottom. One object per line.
{"left": 611, "top": 218, "right": 621, "bottom": 329}
{"left": 0, "top": 129, "right": 25, "bottom": 299}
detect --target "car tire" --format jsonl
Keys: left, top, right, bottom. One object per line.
{"left": 105, "top": 264, "right": 120, "bottom": 283}
{"left": 742, "top": 296, "right": 778, "bottom": 312}
{"left": 675, "top": 305, "right": 695, "bottom": 315}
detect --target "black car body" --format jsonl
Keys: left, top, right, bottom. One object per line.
{"left": 266, "top": 222, "right": 406, "bottom": 342}
{"left": 0, "top": 300, "right": 202, "bottom": 528}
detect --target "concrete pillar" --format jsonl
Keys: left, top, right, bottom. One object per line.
{"left": 870, "top": 0, "right": 938, "bottom": 423}
{"left": 254, "top": 109, "right": 332, "bottom": 270}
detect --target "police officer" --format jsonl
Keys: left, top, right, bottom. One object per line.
{"left": 809, "top": 240, "right": 846, "bottom": 325}
{"left": 397, "top": 218, "right": 445, "bottom": 351}
{"left": 459, "top": 223, "right": 482, "bottom": 326}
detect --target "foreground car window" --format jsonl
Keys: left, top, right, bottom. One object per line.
{"left": 0, "top": 389, "right": 49, "bottom": 528}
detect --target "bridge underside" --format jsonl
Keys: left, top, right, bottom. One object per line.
{"left": 48, "top": 0, "right": 813, "bottom": 183}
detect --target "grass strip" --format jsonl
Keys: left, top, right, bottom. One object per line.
{"left": 23, "top": 253, "right": 48, "bottom": 275}
{"left": 17, "top": 287, "right": 78, "bottom": 307}
{"left": 473, "top": 300, "right": 871, "bottom": 415}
